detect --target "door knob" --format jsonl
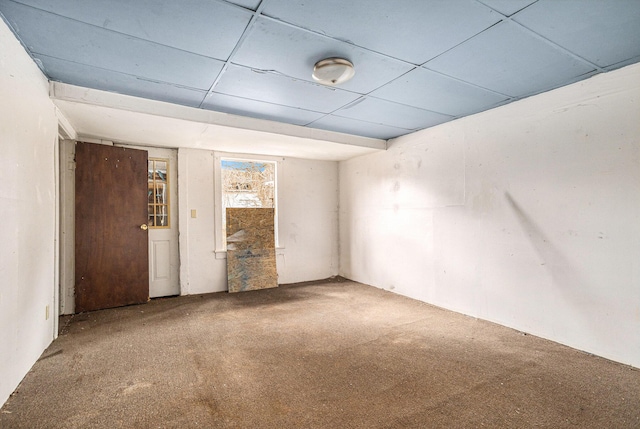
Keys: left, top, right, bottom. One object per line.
{"left": 140, "top": 224, "right": 148, "bottom": 231}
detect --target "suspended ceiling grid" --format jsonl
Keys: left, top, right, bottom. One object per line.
{"left": 1, "top": 0, "right": 639, "bottom": 140}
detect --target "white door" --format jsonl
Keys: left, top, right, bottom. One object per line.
{"left": 146, "top": 147, "right": 180, "bottom": 297}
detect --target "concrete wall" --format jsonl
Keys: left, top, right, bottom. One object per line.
{"left": 179, "top": 148, "right": 339, "bottom": 294}
{"left": 339, "top": 63, "right": 640, "bottom": 368}
{"left": 0, "top": 20, "right": 59, "bottom": 406}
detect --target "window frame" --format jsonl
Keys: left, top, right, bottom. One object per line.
{"left": 213, "top": 152, "right": 283, "bottom": 255}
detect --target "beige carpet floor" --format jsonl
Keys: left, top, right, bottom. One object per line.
{"left": 1, "top": 278, "right": 639, "bottom": 428}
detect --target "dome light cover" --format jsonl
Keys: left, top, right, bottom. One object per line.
{"left": 312, "top": 58, "right": 355, "bottom": 86}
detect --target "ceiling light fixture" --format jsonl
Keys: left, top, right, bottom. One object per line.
{"left": 312, "top": 58, "right": 355, "bottom": 86}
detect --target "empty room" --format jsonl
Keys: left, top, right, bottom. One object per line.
{"left": 1, "top": 1, "right": 639, "bottom": 427}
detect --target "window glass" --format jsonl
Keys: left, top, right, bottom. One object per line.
{"left": 221, "top": 159, "right": 276, "bottom": 246}
{"left": 148, "top": 158, "right": 170, "bottom": 228}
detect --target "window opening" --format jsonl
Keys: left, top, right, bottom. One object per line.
{"left": 221, "top": 159, "right": 276, "bottom": 247}
{"left": 148, "top": 158, "right": 170, "bottom": 228}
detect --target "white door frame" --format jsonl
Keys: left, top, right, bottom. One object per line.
{"left": 144, "top": 147, "right": 180, "bottom": 298}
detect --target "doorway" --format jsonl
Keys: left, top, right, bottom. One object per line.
{"left": 59, "top": 141, "right": 180, "bottom": 314}
{"left": 145, "top": 147, "right": 180, "bottom": 298}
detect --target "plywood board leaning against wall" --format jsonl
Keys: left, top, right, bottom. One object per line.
{"left": 226, "top": 208, "right": 277, "bottom": 293}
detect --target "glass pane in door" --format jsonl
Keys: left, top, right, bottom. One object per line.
{"left": 148, "top": 158, "right": 170, "bottom": 228}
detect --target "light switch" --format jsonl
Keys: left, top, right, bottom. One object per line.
{"left": 191, "top": 209, "right": 197, "bottom": 218}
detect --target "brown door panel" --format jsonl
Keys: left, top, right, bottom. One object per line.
{"left": 75, "top": 142, "right": 149, "bottom": 313}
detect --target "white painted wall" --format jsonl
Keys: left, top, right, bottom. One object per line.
{"left": 340, "top": 63, "right": 640, "bottom": 368}
{"left": 0, "top": 20, "right": 58, "bottom": 406}
{"left": 178, "top": 148, "right": 224, "bottom": 295}
{"left": 179, "top": 148, "right": 338, "bottom": 294}
{"left": 277, "top": 157, "right": 339, "bottom": 283}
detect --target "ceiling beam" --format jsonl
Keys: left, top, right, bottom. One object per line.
{"left": 50, "top": 82, "right": 387, "bottom": 150}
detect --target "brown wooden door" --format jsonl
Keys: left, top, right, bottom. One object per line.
{"left": 75, "top": 142, "right": 149, "bottom": 313}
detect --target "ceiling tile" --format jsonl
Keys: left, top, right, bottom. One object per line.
{"left": 478, "top": 0, "right": 537, "bottom": 16}
{"left": 39, "top": 55, "right": 208, "bottom": 107}
{"left": 2, "top": 0, "right": 638, "bottom": 142}
{"left": 213, "top": 64, "right": 361, "bottom": 113}
{"left": 202, "top": 92, "right": 325, "bottom": 126}
{"left": 262, "top": 0, "right": 500, "bottom": 64}
{"left": 334, "top": 97, "right": 453, "bottom": 130}
{"left": 231, "top": 17, "right": 412, "bottom": 94}
{"left": 426, "top": 21, "right": 595, "bottom": 97}
{"left": 371, "top": 68, "right": 508, "bottom": 116}
{"left": 1, "top": 1, "right": 224, "bottom": 90}
{"left": 10, "top": 0, "right": 253, "bottom": 59}
{"left": 514, "top": 0, "right": 640, "bottom": 68}
{"left": 309, "top": 115, "right": 411, "bottom": 140}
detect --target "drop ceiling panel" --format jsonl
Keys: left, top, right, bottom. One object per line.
{"left": 39, "top": 55, "right": 208, "bottom": 108}
{"left": 371, "top": 67, "right": 509, "bottom": 116}
{"left": 214, "top": 64, "right": 361, "bottom": 114}
{"left": 310, "top": 115, "right": 410, "bottom": 140}
{"left": 9, "top": 0, "right": 253, "bottom": 59}
{"left": 262, "top": 0, "right": 501, "bottom": 64}
{"left": 478, "top": 0, "right": 537, "bottom": 16}
{"left": 426, "top": 21, "right": 595, "bottom": 97}
{"left": 335, "top": 97, "right": 453, "bottom": 130}
{"left": 231, "top": 17, "right": 413, "bottom": 94}
{"left": 514, "top": 0, "right": 640, "bottom": 68}
{"left": 1, "top": 0, "right": 639, "bottom": 143}
{"left": 202, "top": 92, "right": 325, "bottom": 126}
{"left": 2, "top": 1, "right": 224, "bottom": 89}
